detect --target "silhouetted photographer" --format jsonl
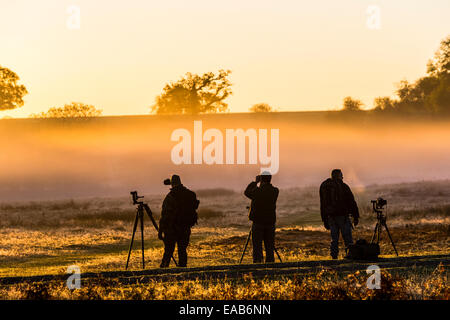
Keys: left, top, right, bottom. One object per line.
{"left": 319, "top": 169, "right": 359, "bottom": 259}
{"left": 159, "top": 175, "right": 199, "bottom": 268}
{"left": 244, "top": 172, "right": 279, "bottom": 263}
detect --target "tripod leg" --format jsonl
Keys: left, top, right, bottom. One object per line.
{"left": 140, "top": 211, "right": 145, "bottom": 269}
{"left": 144, "top": 204, "right": 160, "bottom": 231}
{"left": 125, "top": 211, "right": 140, "bottom": 270}
{"left": 239, "top": 229, "right": 252, "bottom": 264}
{"left": 143, "top": 204, "right": 178, "bottom": 267}
{"left": 371, "top": 223, "right": 379, "bottom": 243}
{"left": 274, "top": 246, "right": 283, "bottom": 263}
{"left": 383, "top": 222, "right": 399, "bottom": 256}
{"left": 377, "top": 224, "right": 382, "bottom": 244}
{"left": 170, "top": 248, "right": 178, "bottom": 267}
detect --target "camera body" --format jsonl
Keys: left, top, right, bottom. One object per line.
{"left": 163, "top": 178, "right": 171, "bottom": 185}
{"left": 371, "top": 197, "right": 387, "bottom": 210}
{"left": 130, "top": 191, "right": 144, "bottom": 204}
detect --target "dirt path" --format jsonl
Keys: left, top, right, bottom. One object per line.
{"left": 1, "top": 254, "right": 448, "bottom": 285}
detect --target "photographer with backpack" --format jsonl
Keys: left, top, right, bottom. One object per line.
{"left": 319, "top": 169, "right": 359, "bottom": 259}
{"left": 159, "top": 175, "right": 199, "bottom": 268}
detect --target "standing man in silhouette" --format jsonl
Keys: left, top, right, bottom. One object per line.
{"left": 319, "top": 169, "right": 359, "bottom": 259}
{"left": 159, "top": 174, "right": 199, "bottom": 268}
{"left": 244, "top": 171, "right": 279, "bottom": 263}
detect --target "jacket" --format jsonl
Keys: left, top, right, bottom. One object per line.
{"left": 159, "top": 185, "right": 199, "bottom": 232}
{"left": 244, "top": 182, "right": 279, "bottom": 225}
{"left": 319, "top": 178, "right": 359, "bottom": 222}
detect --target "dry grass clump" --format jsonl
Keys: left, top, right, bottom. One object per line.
{"left": 1, "top": 265, "right": 447, "bottom": 300}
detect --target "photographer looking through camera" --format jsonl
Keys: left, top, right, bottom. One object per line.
{"left": 244, "top": 171, "right": 279, "bottom": 263}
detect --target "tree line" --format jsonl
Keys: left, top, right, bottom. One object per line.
{"left": 1, "top": 35, "right": 448, "bottom": 118}
{"left": 342, "top": 35, "right": 449, "bottom": 115}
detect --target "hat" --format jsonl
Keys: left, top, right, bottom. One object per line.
{"left": 260, "top": 171, "right": 272, "bottom": 183}
{"left": 331, "top": 169, "right": 343, "bottom": 179}
{"left": 168, "top": 174, "right": 181, "bottom": 186}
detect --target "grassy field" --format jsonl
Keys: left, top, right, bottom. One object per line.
{"left": 1, "top": 264, "right": 448, "bottom": 300}
{"left": 0, "top": 180, "right": 448, "bottom": 299}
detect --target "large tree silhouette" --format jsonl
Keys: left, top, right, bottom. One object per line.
{"left": 151, "top": 70, "right": 232, "bottom": 115}
{"left": 0, "top": 66, "right": 28, "bottom": 111}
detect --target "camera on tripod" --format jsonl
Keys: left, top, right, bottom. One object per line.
{"left": 130, "top": 191, "right": 144, "bottom": 205}
{"left": 371, "top": 197, "right": 387, "bottom": 210}
{"left": 126, "top": 190, "right": 178, "bottom": 269}
{"left": 369, "top": 197, "right": 399, "bottom": 256}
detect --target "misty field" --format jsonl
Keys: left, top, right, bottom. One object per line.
{"left": 2, "top": 114, "right": 450, "bottom": 202}
{"left": 0, "top": 180, "right": 448, "bottom": 299}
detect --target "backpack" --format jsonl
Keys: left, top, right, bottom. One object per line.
{"left": 346, "top": 239, "right": 380, "bottom": 260}
{"left": 172, "top": 188, "right": 199, "bottom": 228}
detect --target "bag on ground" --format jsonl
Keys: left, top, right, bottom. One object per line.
{"left": 346, "top": 239, "right": 380, "bottom": 260}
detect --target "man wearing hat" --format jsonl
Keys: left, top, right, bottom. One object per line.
{"left": 159, "top": 174, "right": 199, "bottom": 268}
{"left": 244, "top": 171, "right": 279, "bottom": 263}
{"left": 319, "top": 169, "right": 359, "bottom": 259}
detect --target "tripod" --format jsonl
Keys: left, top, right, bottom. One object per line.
{"left": 370, "top": 201, "right": 398, "bottom": 256}
{"left": 125, "top": 191, "right": 177, "bottom": 270}
{"left": 239, "top": 207, "right": 283, "bottom": 264}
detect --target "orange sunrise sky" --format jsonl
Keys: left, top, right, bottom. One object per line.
{"left": 1, "top": 0, "right": 449, "bottom": 118}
